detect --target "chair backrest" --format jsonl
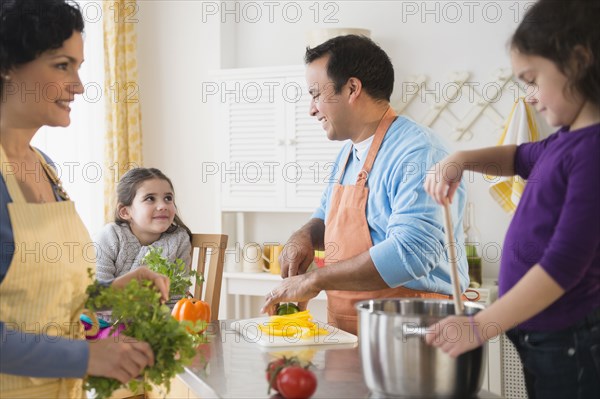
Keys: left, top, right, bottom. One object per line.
{"left": 190, "top": 233, "right": 228, "bottom": 321}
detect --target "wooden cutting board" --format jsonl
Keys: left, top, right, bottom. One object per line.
{"left": 232, "top": 317, "right": 358, "bottom": 348}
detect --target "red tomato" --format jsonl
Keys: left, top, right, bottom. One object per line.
{"left": 276, "top": 366, "right": 317, "bottom": 399}
{"left": 266, "top": 358, "right": 288, "bottom": 393}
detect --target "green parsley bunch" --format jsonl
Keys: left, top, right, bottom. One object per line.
{"left": 84, "top": 279, "right": 198, "bottom": 399}
{"left": 142, "top": 246, "right": 204, "bottom": 297}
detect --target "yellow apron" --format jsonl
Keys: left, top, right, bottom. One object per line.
{"left": 0, "top": 145, "right": 94, "bottom": 398}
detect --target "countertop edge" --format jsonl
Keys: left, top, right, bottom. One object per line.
{"left": 179, "top": 367, "right": 220, "bottom": 399}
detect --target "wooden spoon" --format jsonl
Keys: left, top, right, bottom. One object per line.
{"left": 442, "top": 201, "right": 464, "bottom": 315}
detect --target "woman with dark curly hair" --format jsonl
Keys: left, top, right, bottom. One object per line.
{"left": 0, "top": 1, "right": 169, "bottom": 397}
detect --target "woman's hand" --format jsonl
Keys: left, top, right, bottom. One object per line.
{"left": 87, "top": 335, "right": 155, "bottom": 383}
{"left": 260, "top": 273, "right": 321, "bottom": 315}
{"left": 111, "top": 267, "right": 170, "bottom": 303}
{"left": 425, "top": 315, "right": 484, "bottom": 358}
{"left": 423, "top": 153, "right": 465, "bottom": 205}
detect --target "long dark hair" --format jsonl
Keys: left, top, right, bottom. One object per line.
{"left": 115, "top": 168, "right": 192, "bottom": 241}
{"left": 511, "top": 0, "right": 600, "bottom": 106}
{"left": 0, "top": 0, "right": 84, "bottom": 95}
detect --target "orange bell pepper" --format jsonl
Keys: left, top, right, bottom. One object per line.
{"left": 171, "top": 298, "right": 211, "bottom": 333}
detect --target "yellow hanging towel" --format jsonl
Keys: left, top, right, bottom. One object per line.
{"left": 489, "top": 98, "right": 540, "bottom": 214}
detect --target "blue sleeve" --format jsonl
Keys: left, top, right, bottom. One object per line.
{"left": 0, "top": 322, "right": 89, "bottom": 378}
{"left": 369, "top": 143, "right": 469, "bottom": 292}
{"left": 0, "top": 175, "right": 14, "bottom": 283}
{"left": 368, "top": 146, "right": 445, "bottom": 287}
{"left": 311, "top": 188, "right": 328, "bottom": 220}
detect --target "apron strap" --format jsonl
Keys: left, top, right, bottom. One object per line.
{"left": 31, "top": 147, "right": 70, "bottom": 201}
{"left": 335, "top": 146, "right": 355, "bottom": 184}
{"left": 0, "top": 145, "right": 69, "bottom": 204}
{"left": 335, "top": 107, "right": 398, "bottom": 186}
{"left": 0, "top": 145, "right": 28, "bottom": 204}
{"left": 356, "top": 107, "right": 397, "bottom": 187}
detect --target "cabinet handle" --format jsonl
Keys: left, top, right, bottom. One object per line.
{"left": 277, "top": 139, "right": 285, "bottom": 146}
{"left": 288, "top": 139, "right": 297, "bottom": 146}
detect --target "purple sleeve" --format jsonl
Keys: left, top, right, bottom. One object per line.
{"left": 515, "top": 132, "right": 564, "bottom": 179}
{"left": 515, "top": 141, "right": 547, "bottom": 179}
{"left": 539, "top": 144, "right": 600, "bottom": 290}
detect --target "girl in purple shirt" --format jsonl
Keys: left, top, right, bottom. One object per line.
{"left": 424, "top": 1, "right": 600, "bottom": 397}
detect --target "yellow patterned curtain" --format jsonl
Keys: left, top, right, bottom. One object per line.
{"left": 102, "top": 0, "right": 143, "bottom": 222}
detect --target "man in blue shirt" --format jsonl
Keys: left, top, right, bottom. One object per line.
{"left": 261, "top": 35, "right": 469, "bottom": 334}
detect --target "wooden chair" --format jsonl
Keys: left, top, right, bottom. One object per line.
{"left": 110, "top": 233, "right": 228, "bottom": 399}
{"left": 189, "top": 233, "right": 228, "bottom": 321}
{"left": 145, "top": 233, "right": 228, "bottom": 398}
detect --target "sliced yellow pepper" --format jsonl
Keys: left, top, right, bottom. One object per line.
{"left": 261, "top": 310, "right": 330, "bottom": 339}
{"left": 271, "top": 311, "right": 311, "bottom": 320}
{"left": 259, "top": 324, "right": 304, "bottom": 337}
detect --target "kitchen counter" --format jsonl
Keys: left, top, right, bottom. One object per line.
{"left": 165, "top": 320, "right": 502, "bottom": 399}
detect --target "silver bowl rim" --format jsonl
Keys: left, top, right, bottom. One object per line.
{"left": 355, "top": 298, "right": 485, "bottom": 317}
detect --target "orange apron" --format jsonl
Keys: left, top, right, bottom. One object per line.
{"left": 0, "top": 145, "right": 93, "bottom": 398}
{"left": 324, "top": 107, "right": 453, "bottom": 335}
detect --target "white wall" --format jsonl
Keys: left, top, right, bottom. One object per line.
{"left": 137, "top": 0, "right": 540, "bottom": 281}
{"left": 137, "top": 1, "right": 235, "bottom": 235}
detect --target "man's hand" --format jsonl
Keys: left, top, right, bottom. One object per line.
{"left": 111, "top": 267, "right": 170, "bottom": 303}
{"left": 87, "top": 335, "right": 155, "bottom": 383}
{"left": 280, "top": 218, "right": 325, "bottom": 278}
{"left": 280, "top": 233, "right": 315, "bottom": 278}
{"left": 261, "top": 273, "right": 321, "bottom": 315}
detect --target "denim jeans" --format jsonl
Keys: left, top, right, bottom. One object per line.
{"left": 506, "top": 307, "right": 600, "bottom": 399}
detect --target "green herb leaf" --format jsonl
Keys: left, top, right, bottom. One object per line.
{"left": 141, "top": 246, "right": 204, "bottom": 297}
{"left": 84, "top": 279, "right": 197, "bottom": 399}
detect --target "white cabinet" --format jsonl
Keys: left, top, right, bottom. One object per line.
{"left": 214, "top": 66, "right": 344, "bottom": 212}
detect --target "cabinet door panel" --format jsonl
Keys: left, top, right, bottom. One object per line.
{"left": 221, "top": 79, "right": 286, "bottom": 210}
